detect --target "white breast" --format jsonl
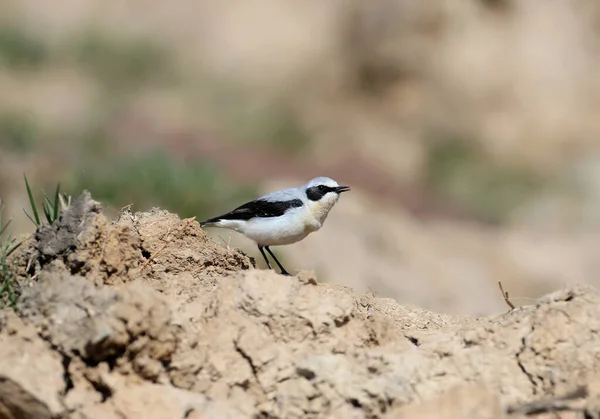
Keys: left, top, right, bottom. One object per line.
{"left": 240, "top": 206, "right": 319, "bottom": 246}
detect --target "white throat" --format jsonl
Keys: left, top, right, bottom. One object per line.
{"left": 307, "top": 194, "right": 339, "bottom": 226}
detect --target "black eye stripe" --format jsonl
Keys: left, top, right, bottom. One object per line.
{"left": 306, "top": 185, "right": 336, "bottom": 201}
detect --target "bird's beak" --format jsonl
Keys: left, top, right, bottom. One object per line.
{"left": 335, "top": 186, "right": 351, "bottom": 194}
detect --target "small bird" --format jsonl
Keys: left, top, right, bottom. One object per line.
{"left": 200, "top": 177, "right": 350, "bottom": 275}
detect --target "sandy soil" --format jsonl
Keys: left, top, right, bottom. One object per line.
{"left": 1, "top": 192, "right": 599, "bottom": 419}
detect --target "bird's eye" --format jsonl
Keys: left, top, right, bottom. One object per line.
{"left": 317, "top": 185, "right": 326, "bottom": 192}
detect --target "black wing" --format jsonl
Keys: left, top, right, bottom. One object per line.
{"left": 202, "top": 198, "right": 303, "bottom": 224}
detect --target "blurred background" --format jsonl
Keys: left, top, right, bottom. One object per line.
{"left": 2, "top": 0, "right": 600, "bottom": 315}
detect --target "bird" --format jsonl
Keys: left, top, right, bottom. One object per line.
{"left": 199, "top": 176, "right": 350, "bottom": 276}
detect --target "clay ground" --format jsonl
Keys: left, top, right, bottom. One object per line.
{"left": 1, "top": 192, "right": 600, "bottom": 419}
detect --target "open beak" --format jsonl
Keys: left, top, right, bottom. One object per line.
{"left": 335, "top": 186, "right": 351, "bottom": 194}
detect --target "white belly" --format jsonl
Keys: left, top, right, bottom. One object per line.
{"left": 243, "top": 215, "right": 314, "bottom": 246}
{"left": 216, "top": 208, "right": 321, "bottom": 246}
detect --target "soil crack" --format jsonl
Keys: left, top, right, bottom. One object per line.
{"left": 233, "top": 334, "right": 261, "bottom": 387}
{"left": 516, "top": 324, "right": 538, "bottom": 395}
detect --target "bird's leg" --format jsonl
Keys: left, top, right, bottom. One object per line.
{"left": 258, "top": 246, "right": 273, "bottom": 270}
{"left": 265, "top": 246, "right": 291, "bottom": 276}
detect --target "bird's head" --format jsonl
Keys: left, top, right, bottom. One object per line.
{"left": 303, "top": 177, "right": 350, "bottom": 221}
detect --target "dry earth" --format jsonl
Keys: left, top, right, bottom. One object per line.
{"left": 0, "top": 191, "right": 599, "bottom": 419}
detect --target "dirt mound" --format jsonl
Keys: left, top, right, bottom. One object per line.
{"left": 11, "top": 191, "right": 253, "bottom": 287}
{"left": 2, "top": 192, "right": 600, "bottom": 418}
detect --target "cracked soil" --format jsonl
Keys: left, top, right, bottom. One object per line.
{"left": 1, "top": 192, "right": 600, "bottom": 419}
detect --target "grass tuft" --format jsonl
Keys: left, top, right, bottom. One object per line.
{"left": 23, "top": 174, "right": 69, "bottom": 226}
{"left": 0, "top": 199, "right": 22, "bottom": 309}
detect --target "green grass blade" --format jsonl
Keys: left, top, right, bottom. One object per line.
{"left": 23, "top": 209, "right": 37, "bottom": 225}
{"left": 6, "top": 237, "right": 22, "bottom": 257}
{"left": 52, "top": 183, "right": 61, "bottom": 221}
{"left": 0, "top": 201, "right": 14, "bottom": 239}
{"left": 0, "top": 199, "right": 5, "bottom": 236}
{"left": 42, "top": 188, "right": 53, "bottom": 224}
{"left": 42, "top": 189, "right": 51, "bottom": 204}
{"left": 0, "top": 201, "right": 6, "bottom": 237}
{"left": 24, "top": 173, "right": 41, "bottom": 225}
{"left": 41, "top": 184, "right": 61, "bottom": 224}
{"left": 42, "top": 201, "right": 52, "bottom": 224}
{"left": 0, "top": 218, "right": 11, "bottom": 237}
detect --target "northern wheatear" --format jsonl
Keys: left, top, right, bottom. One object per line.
{"left": 200, "top": 177, "right": 350, "bottom": 275}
